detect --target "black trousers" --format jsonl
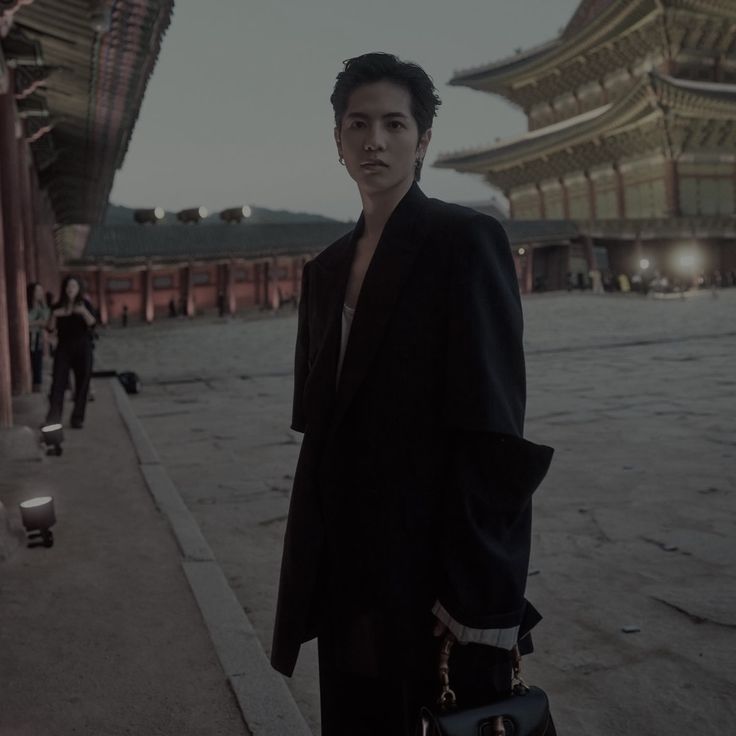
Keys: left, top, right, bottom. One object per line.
{"left": 47, "top": 340, "right": 93, "bottom": 424}
{"left": 317, "top": 611, "right": 514, "bottom": 736}
{"left": 30, "top": 347, "right": 44, "bottom": 387}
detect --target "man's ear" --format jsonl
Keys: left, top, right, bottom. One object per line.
{"left": 334, "top": 126, "right": 342, "bottom": 156}
{"left": 417, "top": 128, "right": 432, "bottom": 160}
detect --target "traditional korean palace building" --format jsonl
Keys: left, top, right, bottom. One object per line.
{"left": 0, "top": 0, "right": 173, "bottom": 427}
{"left": 59, "top": 210, "right": 579, "bottom": 323}
{"left": 436, "top": 0, "right": 736, "bottom": 292}
{"left": 59, "top": 219, "right": 354, "bottom": 323}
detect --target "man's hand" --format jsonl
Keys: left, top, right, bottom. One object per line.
{"left": 432, "top": 618, "right": 506, "bottom": 736}
{"left": 432, "top": 617, "right": 448, "bottom": 638}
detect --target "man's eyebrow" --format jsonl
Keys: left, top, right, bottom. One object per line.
{"left": 345, "top": 111, "right": 410, "bottom": 119}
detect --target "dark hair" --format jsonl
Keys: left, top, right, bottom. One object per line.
{"left": 27, "top": 282, "right": 45, "bottom": 310}
{"left": 57, "top": 276, "right": 83, "bottom": 309}
{"left": 331, "top": 53, "right": 441, "bottom": 180}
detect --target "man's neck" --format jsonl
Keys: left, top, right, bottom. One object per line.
{"left": 358, "top": 178, "right": 413, "bottom": 241}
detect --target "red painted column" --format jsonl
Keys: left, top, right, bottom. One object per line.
{"left": 0, "top": 175, "right": 13, "bottom": 427}
{"left": 225, "top": 261, "right": 236, "bottom": 315}
{"left": 143, "top": 263, "right": 154, "bottom": 323}
{"left": 268, "top": 258, "right": 281, "bottom": 311}
{"left": 0, "top": 73, "right": 31, "bottom": 395}
{"left": 254, "top": 262, "right": 262, "bottom": 306}
{"left": 181, "top": 264, "right": 194, "bottom": 317}
{"left": 96, "top": 267, "right": 108, "bottom": 325}
{"left": 18, "top": 141, "right": 37, "bottom": 282}
{"left": 524, "top": 248, "right": 534, "bottom": 294}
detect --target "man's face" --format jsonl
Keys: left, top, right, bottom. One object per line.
{"left": 335, "top": 80, "right": 431, "bottom": 196}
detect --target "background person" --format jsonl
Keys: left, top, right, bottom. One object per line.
{"left": 45, "top": 276, "right": 96, "bottom": 429}
{"left": 27, "top": 282, "right": 50, "bottom": 393}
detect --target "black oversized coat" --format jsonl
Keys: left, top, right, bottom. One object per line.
{"left": 271, "top": 183, "right": 553, "bottom": 677}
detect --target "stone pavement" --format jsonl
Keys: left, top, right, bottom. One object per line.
{"left": 45, "top": 290, "right": 736, "bottom": 734}
{"left": 0, "top": 382, "right": 250, "bottom": 736}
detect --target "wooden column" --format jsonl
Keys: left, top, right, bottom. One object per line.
{"left": 143, "top": 263, "right": 154, "bottom": 323}
{"left": 19, "top": 141, "right": 37, "bottom": 283}
{"left": 583, "top": 234, "right": 596, "bottom": 272}
{"left": 181, "top": 264, "right": 194, "bottom": 317}
{"left": 225, "top": 262, "right": 236, "bottom": 315}
{"left": 96, "top": 268, "right": 108, "bottom": 325}
{"left": 0, "top": 74, "right": 31, "bottom": 395}
{"left": 584, "top": 172, "right": 596, "bottom": 220}
{"left": 270, "top": 257, "right": 281, "bottom": 311}
{"left": 613, "top": 163, "right": 626, "bottom": 218}
{"left": 524, "top": 248, "right": 534, "bottom": 294}
{"left": 0, "top": 174, "right": 13, "bottom": 427}
{"left": 536, "top": 183, "right": 546, "bottom": 219}
{"left": 559, "top": 178, "right": 571, "bottom": 219}
{"left": 663, "top": 159, "right": 680, "bottom": 217}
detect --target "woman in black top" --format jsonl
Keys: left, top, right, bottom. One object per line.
{"left": 45, "top": 276, "right": 96, "bottom": 428}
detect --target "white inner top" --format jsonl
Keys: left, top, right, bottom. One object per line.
{"left": 336, "top": 303, "right": 356, "bottom": 384}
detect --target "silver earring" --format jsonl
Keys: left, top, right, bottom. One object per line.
{"left": 338, "top": 156, "right": 345, "bottom": 166}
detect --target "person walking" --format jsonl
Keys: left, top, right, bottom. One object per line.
{"left": 271, "top": 53, "right": 554, "bottom": 736}
{"left": 27, "top": 283, "right": 50, "bottom": 393}
{"left": 45, "top": 276, "right": 96, "bottom": 429}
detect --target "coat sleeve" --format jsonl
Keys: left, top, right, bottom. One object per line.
{"left": 291, "top": 261, "right": 311, "bottom": 433}
{"left": 438, "top": 214, "right": 554, "bottom": 632}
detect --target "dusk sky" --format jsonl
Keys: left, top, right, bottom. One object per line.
{"left": 110, "top": 0, "right": 580, "bottom": 221}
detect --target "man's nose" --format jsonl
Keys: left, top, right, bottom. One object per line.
{"left": 364, "top": 124, "right": 386, "bottom": 150}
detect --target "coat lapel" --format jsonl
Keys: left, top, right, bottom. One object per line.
{"left": 332, "top": 183, "right": 430, "bottom": 429}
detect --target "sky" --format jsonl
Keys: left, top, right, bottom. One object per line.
{"left": 109, "top": 0, "right": 581, "bottom": 221}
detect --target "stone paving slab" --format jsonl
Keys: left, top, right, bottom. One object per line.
{"left": 0, "top": 381, "right": 249, "bottom": 736}
{"left": 96, "top": 290, "right": 736, "bottom": 735}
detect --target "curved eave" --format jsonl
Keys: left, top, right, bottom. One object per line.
{"left": 12, "top": 0, "right": 174, "bottom": 225}
{"left": 434, "top": 73, "right": 736, "bottom": 174}
{"left": 449, "top": 37, "right": 563, "bottom": 90}
{"left": 450, "top": 0, "right": 653, "bottom": 100}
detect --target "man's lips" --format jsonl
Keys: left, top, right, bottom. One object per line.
{"left": 360, "top": 159, "right": 388, "bottom": 167}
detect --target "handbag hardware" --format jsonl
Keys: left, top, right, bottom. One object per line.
{"left": 420, "top": 634, "right": 553, "bottom": 736}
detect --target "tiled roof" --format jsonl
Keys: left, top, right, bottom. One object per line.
{"left": 78, "top": 222, "right": 354, "bottom": 263}
{"left": 73, "top": 217, "right": 578, "bottom": 264}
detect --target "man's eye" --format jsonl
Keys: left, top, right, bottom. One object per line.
{"left": 349, "top": 120, "right": 365, "bottom": 128}
{"left": 389, "top": 120, "right": 405, "bottom": 129}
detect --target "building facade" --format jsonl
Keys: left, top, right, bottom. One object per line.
{"left": 436, "top": 0, "right": 736, "bottom": 289}
{"left": 58, "top": 221, "right": 355, "bottom": 323}
{"left": 0, "top": 0, "right": 173, "bottom": 427}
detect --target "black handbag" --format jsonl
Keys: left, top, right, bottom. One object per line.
{"left": 418, "top": 637, "right": 554, "bottom": 736}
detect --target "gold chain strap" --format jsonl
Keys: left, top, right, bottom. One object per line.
{"left": 437, "top": 636, "right": 528, "bottom": 711}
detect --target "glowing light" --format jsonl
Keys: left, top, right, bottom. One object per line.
{"left": 679, "top": 254, "right": 696, "bottom": 269}
{"left": 20, "top": 496, "right": 53, "bottom": 509}
{"left": 41, "top": 424, "right": 62, "bottom": 433}
{"left": 518, "top": 248, "right": 526, "bottom": 255}
{"left": 242, "top": 206, "right": 252, "bottom": 218}
{"left": 154, "top": 207, "right": 165, "bottom": 220}
{"left": 198, "top": 206, "right": 208, "bottom": 219}
{"left": 639, "top": 258, "right": 650, "bottom": 270}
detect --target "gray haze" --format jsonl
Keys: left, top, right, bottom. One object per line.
{"left": 110, "top": 0, "right": 580, "bottom": 221}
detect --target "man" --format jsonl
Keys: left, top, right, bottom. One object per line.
{"left": 272, "top": 53, "right": 554, "bottom": 736}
